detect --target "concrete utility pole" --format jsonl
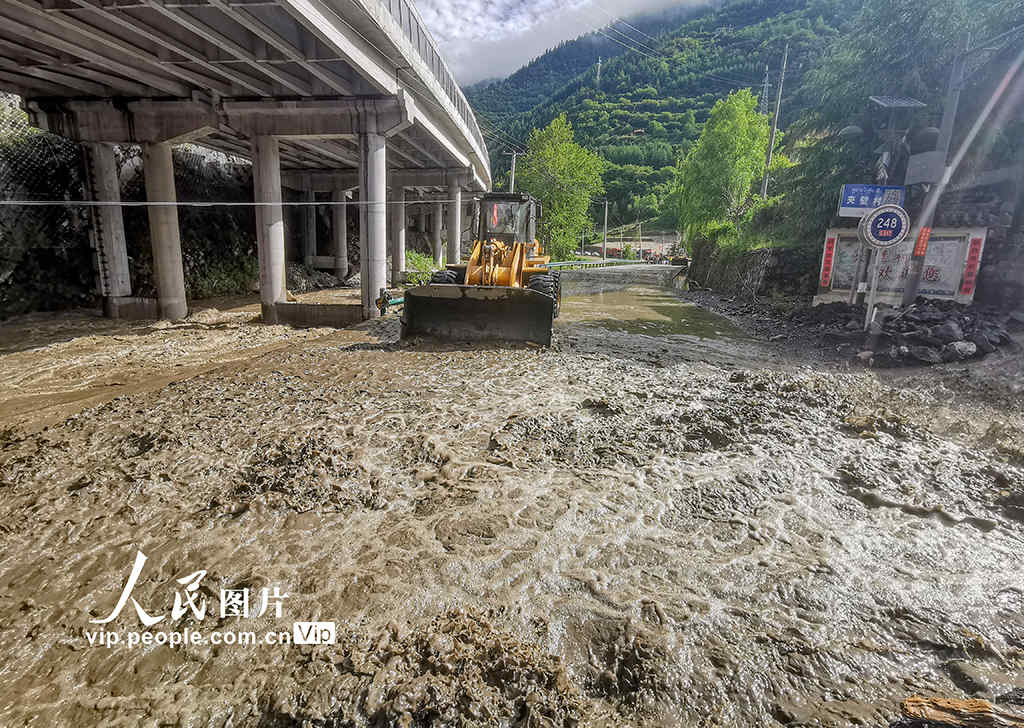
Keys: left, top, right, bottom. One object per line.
{"left": 504, "top": 150, "right": 518, "bottom": 192}
{"left": 761, "top": 43, "right": 789, "bottom": 199}
{"left": 638, "top": 220, "right": 642, "bottom": 260}
{"left": 759, "top": 64, "right": 771, "bottom": 116}
{"left": 602, "top": 199, "right": 608, "bottom": 260}
{"left": 901, "top": 35, "right": 969, "bottom": 306}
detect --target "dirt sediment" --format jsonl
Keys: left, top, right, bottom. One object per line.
{"left": 0, "top": 286, "right": 1023, "bottom": 726}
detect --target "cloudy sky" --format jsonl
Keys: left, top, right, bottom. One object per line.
{"left": 415, "top": 0, "right": 695, "bottom": 84}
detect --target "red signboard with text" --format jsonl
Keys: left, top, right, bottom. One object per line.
{"left": 960, "top": 237, "right": 984, "bottom": 295}
{"left": 820, "top": 237, "right": 836, "bottom": 288}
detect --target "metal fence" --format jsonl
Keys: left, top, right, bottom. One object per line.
{"left": 378, "top": 0, "right": 487, "bottom": 158}
{"left": 0, "top": 93, "right": 96, "bottom": 314}
{"left": 547, "top": 259, "right": 655, "bottom": 270}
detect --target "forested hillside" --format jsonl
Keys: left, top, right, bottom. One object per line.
{"left": 466, "top": 0, "right": 851, "bottom": 228}
{"left": 466, "top": 3, "right": 709, "bottom": 121}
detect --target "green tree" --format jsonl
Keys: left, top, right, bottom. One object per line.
{"left": 757, "top": 0, "right": 999, "bottom": 258}
{"left": 517, "top": 114, "right": 605, "bottom": 261}
{"left": 670, "top": 89, "right": 770, "bottom": 236}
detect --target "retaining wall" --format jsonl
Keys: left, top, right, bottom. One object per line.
{"left": 559, "top": 265, "right": 686, "bottom": 296}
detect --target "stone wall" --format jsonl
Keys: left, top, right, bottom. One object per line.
{"left": 687, "top": 245, "right": 822, "bottom": 300}
{"left": 687, "top": 247, "right": 771, "bottom": 299}
{"left": 935, "top": 179, "right": 1024, "bottom": 312}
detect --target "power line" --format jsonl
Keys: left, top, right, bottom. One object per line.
{"left": 591, "top": 26, "right": 662, "bottom": 61}
{"left": 0, "top": 198, "right": 460, "bottom": 207}
{"left": 592, "top": 15, "right": 662, "bottom": 57}
{"left": 588, "top": 1, "right": 661, "bottom": 45}
{"left": 602, "top": 23, "right": 661, "bottom": 57}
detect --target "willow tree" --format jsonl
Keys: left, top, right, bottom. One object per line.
{"left": 670, "top": 89, "right": 770, "bottom": 240}
{"left": 517, "top": 114, "right": 605, "bottom": 261}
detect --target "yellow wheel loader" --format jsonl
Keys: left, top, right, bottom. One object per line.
{"left": 401, "top": 192, "right": 561, "bottom": 345}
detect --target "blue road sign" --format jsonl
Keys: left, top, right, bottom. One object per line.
{"left": 860, "top": 205, "right": 910, "bottom": 249}
{"left": 838, "top": 184, "right": 906, "bottom": 218}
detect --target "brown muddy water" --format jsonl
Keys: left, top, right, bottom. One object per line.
{"left": 1, "top": 285, "right": 1023, "bottom": 727}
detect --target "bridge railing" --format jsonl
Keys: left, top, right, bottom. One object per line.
{"left": 547, "top": 259, "right": 656, "bottom": 270}
{"left": 380, "top": 0, "right": 486, "bottom": 159}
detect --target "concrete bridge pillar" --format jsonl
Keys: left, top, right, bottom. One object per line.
{"left": 360, "top": 131, "right": 387, "bottom": 318}
{"left": 85, "top": 143, "right": 131, "bottom": 302}
{"left": 332, "top": 188, "right": 348, "bottom": 281}
{"left": 252, "top": 135, "right": 286, "bottom": 323}
{"left": 446, "top": 185, "right": 462, "bottom": 264}
{"left": 389, "top": 187, "right": 406, "bottom": 286}
{"left": 142, "top": 142, "right": 188, "bottom": 320}
{"left": 303, "top": 189, "right": 317, "bottom": 267}
{"left": 432, "top": 202, "right": 443, "bottom": 267}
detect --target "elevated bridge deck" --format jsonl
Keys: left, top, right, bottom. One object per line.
{"left": 0, "top": 0, "right": 491, "bottom": 321}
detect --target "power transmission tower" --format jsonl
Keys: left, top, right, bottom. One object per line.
{"left": 760, "top": 43, "right": 788, "bottom": 199}
{"left": 596, "top": 57, "right": 602, "bottom": 88}
{"left": 504, "top": 150, "right": 518, "bottom": 192}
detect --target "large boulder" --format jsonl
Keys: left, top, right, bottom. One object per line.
{"left": 970, "top": 331, "right": 997, "bottom": 354}
{"left": 900, "top": 329, "right": 945, "bottom": 348}
{"left": 941, "top": 340, "right": 978, "bottom": 362}
{"left": 909, "top": 346, "right": 944, "bottom": 365}
{"left": 931, "top": 320, "right": 964, "bottom": 344}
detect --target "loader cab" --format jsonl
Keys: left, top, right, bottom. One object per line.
{"left": 478, "top": 193, "right": 539, "bottom": 246}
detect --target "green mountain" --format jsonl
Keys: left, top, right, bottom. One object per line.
{"left": 466, "top": 0, "right": 852, "bottom": 228}
{"left": 467, "top": 4, "right": 708, "bottom": 121}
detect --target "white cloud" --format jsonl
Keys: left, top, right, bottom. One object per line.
{"left": 415, "top": 0, "right": 699, "bottom": 84}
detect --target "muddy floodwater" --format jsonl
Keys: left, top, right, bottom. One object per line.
{"left": 1, "top": 283, "right": 1023, "bottom": 727}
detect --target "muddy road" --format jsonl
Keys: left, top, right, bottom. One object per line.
{"left": 1, "top": 285, "right": 1023, "bottom": 727}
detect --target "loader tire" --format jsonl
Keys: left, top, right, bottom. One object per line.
{"left": 430, "top": 269, "right": 459, "bottom": 284}
{"left": 551, "top": 270, "right": 562, "bottom": 318}
{"left": 527, "top": 273, "right": 554, "bottom": 297}
{"left": 527, "top": 273, "right": 559, "bottom": 318}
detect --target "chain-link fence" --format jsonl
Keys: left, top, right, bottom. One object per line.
{"left": 0, "top": 94, "right": 262, "bottom": 318}
{"left": 0, "top": 93, "right": 94, "bottom": 317}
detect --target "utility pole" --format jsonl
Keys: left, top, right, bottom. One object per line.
{"left": 602, "top": 199, "right": 608, "bottom": 260}
{"left": 504, "top": 150, "right": 518, "bottom": 193}
{"left": 759, "top": 64, "right": 771, "bottom": 116}
{"left": 638, "top": 220, "right": 642, "bottom": 261}
{"left": 901, "top": 35, "right": 969, "bottom": 306}
{"left": 761, "top": 43, "right": 788, "bottom": 199}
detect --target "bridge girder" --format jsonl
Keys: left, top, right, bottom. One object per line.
{"left": 282, "top": 166, "right": 471, "bottom": 192}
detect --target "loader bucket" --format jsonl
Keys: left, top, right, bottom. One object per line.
{"left": 401, "top": 285, "right": 555, "bottom": 346}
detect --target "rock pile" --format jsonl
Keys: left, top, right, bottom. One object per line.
{"left": 857, "top": 298, "right": 1017, "bottom": 367}
{"left": 684, "top": 290, "right": 1021, "bottom": 367}
{"left": 285, "top": 262, "right": 343, "bottom": 293}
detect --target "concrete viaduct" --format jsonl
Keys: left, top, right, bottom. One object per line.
{"left": 0, "top": 0, "right": 491, "bottom": 322}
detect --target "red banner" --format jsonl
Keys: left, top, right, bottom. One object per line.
{"left": 960, "top": 237, "right": 984, "bottom": 295}
{"left": 820, "top": 237, "right": 836, "bottom": 288}
{"left": 912, "top": 227, "right": 932, "bottom": 257}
